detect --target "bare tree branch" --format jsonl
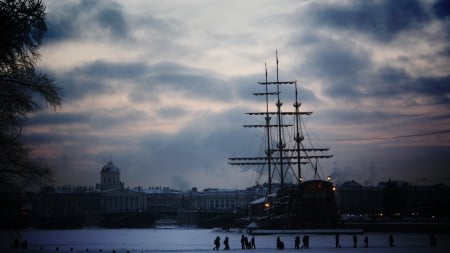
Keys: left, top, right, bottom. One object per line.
{"left": 0, "top": 0, "right": 61, "bottom": 192}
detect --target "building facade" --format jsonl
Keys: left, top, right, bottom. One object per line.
{"left": 33, "top": 161, "right": 450, "bottom": 228}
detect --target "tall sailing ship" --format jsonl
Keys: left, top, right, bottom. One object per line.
{"left": 229, "top": 52, "right": 338, "bottom": 229}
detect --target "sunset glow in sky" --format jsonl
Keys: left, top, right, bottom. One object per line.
{"left": 24, "top": 0, "right": 450, "bottom": 190}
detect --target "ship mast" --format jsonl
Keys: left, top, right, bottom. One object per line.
{"left": 275, "top": 51, "right": 285, "bottom": 189}
{"left": 264, "top": 62, "right": 273, "bottom": 194}
{"left": 228, "top": 51, "right": 333, "bottom": 193}
{"left": 294, "top": 82, "right": 303, "bottom": 182}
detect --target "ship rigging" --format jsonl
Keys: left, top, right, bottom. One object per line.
{"left": 228, "top": 51, "right": 333, "bottom": 192}
{"left": 228, "top": 52, "right": 338, "bottom": 229}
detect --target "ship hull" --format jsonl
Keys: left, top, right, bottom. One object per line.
{"left": 248, "top": 180, "right": 339, "bottom": 229}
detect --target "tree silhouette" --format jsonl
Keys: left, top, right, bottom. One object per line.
{"left": 0, "top": 0, "right": 61, "bottom": 192}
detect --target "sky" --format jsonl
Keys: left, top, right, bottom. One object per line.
{"left": 23, "top": 0, "right": 450, "bottom": 190}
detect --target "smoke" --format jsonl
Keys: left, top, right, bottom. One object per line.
{"left": 330, "top": 162, "right": 377, "bottom": 186}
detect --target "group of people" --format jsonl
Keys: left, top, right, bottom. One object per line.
{"left": 336, "top": 233, "right": 389, "bottom": 249}
{"left": 240, "top": 234, "right": 256, "bottom": 249}
{"left": 12, "top": 238, "right": 27, "bottom": 250}
{"left": 215, "top": 233, "right": 439, "bottom": 250}
{"left": 214, "top": 236, "right": 230, "bottom": 250}
{"left": 294, "top": 235, "right": 309, "bottom": 249}
{"left": 214, "top": 234, "right": 256, "bottom": 250}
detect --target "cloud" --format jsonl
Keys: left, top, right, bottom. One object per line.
{"left": 23, "top": 0, "right": 450, "bottom": 190}
{"left": 329, "top": 143, "right": 450, "bottom": 186}
{"left": 48, "top": 59, "right": 236, "bottom": 106}
{"left": 433, "top": 0, "right": 450, "bottom": 20}
{"left": 45, "top": 0, "right": 130, "bottom": 42}
{"left": 302, "top": 0, "right": 430, "bottom": 42}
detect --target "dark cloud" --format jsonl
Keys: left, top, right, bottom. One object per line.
{"left": 25, "top": 111, "right": 90, "bottom": 126}
{"left": 50, "top": 60, "right": 235, "bottom": 103}
{"left": 51, "top": 63, "right": 118, "bottom": 102}
{"left": 44, "top": 0, "right": 183, "bottom": 47}
{"left": 303, "top": 0, "right": 430, "bottom": 42}
{"left": 45, "top": 0, "right": 130, "bottom": 42}
{"left": 293, "top": 36, "right": 371, "bottom": 101}
{"left": 433, "top": 0, "right": 450, "bottom": 20}
{"left": 96, "top": 7, "right": 128, "bottom": 36}
{"left": 79, "top": 60, "right": 148, "bottom": 79}
{"left": 26, "top": 0, "right": 450, "bottom": 189}
{"left": 53, "top": 60, "right": 152, "bottom": 102}
{"left": 290, "top": 33, "right": 450, "bottom": 108}
{"left": 25, "top": 108, "right": 146, "bottom": 134}
{"left": 362, "top": 67, "right": 450, "bottom": 105}
{"left": 131, "top": 62, "right": 234, "bottom": 103}
{"left": 416, "top": 75, "right": 450, "bottom": 104}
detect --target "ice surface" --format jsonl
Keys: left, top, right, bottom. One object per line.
{"left": 1, "top": 228, "right": 449, "bottom": 252}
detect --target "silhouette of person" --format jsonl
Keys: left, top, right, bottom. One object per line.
{"left": 389, "top": 234, "right": 394, "bottom": 247}
{"left": 241, "top": 234, "right": 245, "bottom": 249}
{"left": 305, "top": 235, "right": 310, "bottom": 248}
{"left": 430, "top": 234, "right": 437, "bottom": 247}
{"left": 363, "top": 236, "right": 368, "bottom": 248}
{"left": 352, "top": 235, "right": 357, "bottom": 248}
{"left": 214, "top": 236, "right": 220, "bottom": 250}
{"left": 250, "top": 236, "right": 256, "bottom": 249}
{"left": 295, "top": 236, "right": 300, "bottom": 249}
{"left": 224, "top": 236, "right": 230, "bottom": 250}
{"left": 13, "top": 238, "right": 20, "bottom": 250}
{"left": 301, "top": 235, "right": 308, "bottom": 248}
{"left": 335, "top": 233, "right": 341, "bottom": 248}
{"left": 244, "top": 236, "right": 250, "bottom": 249}
{"left": 276, "top": 236, "right": 284, "bottom": 250}
{"left": 20, "top": 240, "right": 27, "bottom": 249}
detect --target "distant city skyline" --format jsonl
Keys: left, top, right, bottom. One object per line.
{"left": 23, "top": 0, "right": 450, "bottom": 190}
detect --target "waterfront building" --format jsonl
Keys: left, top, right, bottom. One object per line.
{"left": 99, "top": 160, "right": 124, "bottom": 191}
{"left": 97, "top": 160, "right": 145, "bottom": 213}
{"left": 143, "top": 186, "right": 182, "bottom": 212}
{"left": 337, "top": 180, "right": 450, "bottom": 219}
{"left": 32, "top": 161, "right": 450, "bottom": 228}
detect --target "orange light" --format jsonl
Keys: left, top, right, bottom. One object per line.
{"left": 264, "top": 203, "right": 270, "bottom": 208}
{"left": 332, "top": 186, "right": 336, "bottom": 191}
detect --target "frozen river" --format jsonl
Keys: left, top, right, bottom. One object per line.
{"left": 1, "top": 228, "right": 450, "bottom": 253}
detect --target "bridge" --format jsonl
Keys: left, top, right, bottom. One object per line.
{"left": 98, "top": 208, "right": 246, "bottom": 228}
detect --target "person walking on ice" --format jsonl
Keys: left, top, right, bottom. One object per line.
{"left": 214, "top": 236, "right": 220, "bottom": 250}
{"left": 353, "top": 235, "right": 357, "bottom": 248}
{"left": 335, "top": 233, "right": 341, "bottom": 248}
{"left": 389, "top": 234, "right": 395, "bottom": 247}
{"left": 223, "top": 236, "right": 230, "bottom": 250}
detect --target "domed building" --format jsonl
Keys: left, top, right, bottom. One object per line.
{"left": 100, "top": 160, "right": 124, "bottom": 191}
{"left": 97, "top": 160, "right": 146, "bottom": 214}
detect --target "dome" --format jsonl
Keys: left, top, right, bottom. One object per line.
{"left": 101, "top": 160, "right": 120, "bottom": 173}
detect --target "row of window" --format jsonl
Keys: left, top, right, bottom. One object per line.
{"left": 103, "top": 196, "right": 141, "bottom": 210}
{"left": 208, "top": 199, "right": 236, "bottom": 209}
